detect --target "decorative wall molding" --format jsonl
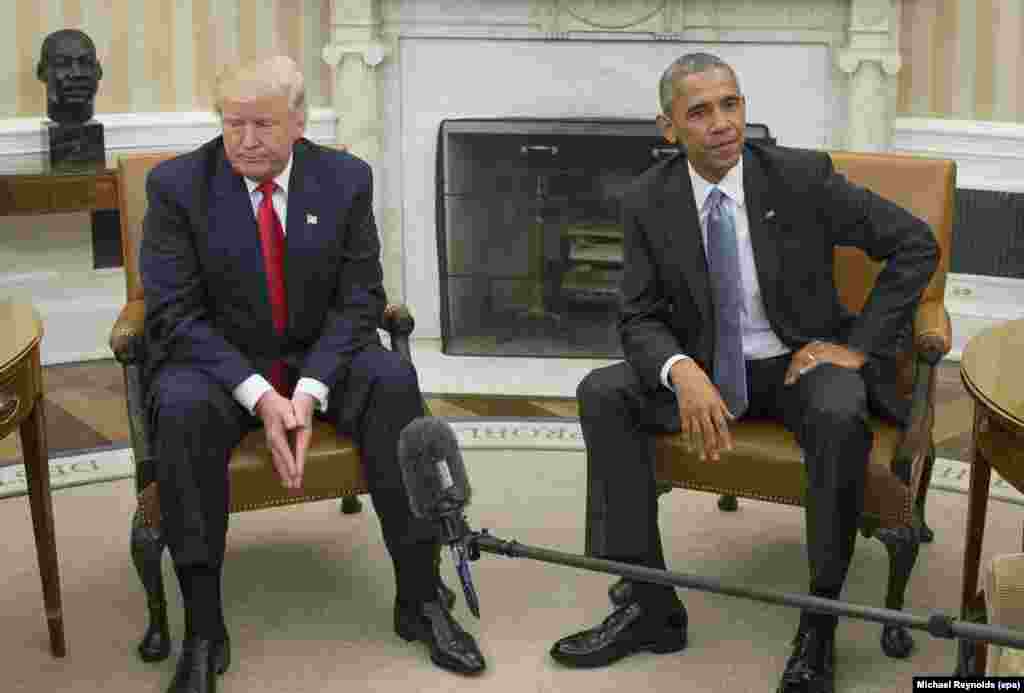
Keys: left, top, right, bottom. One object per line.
{"left": 0, "top": 108, "right": 337, "bottom": 167}
{"left": 376, "top": 0, "right": 848, "bottom": 43}
{"left": 891, "top": 117, "right": 1024, "bottom": 193}
{"left": 527, "top": 0, "right": 848, "bottom": 39}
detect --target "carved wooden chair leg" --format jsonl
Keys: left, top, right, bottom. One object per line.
{"left": 717, "top": 494, "right": 739, "bottom": 511}
{"left": 874, "top": 525, "right": 921, "bottom": 658}
{"left": 915, "top": 445, "right": 937, "bottom": 544}
{"left": 130, "top": 505, "right": 171, "bottom": 662}
{"left": 340, "top": 495, "right": 363, "bottom": 514}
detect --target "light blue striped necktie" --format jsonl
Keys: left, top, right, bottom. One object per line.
{"left": 704, "top": 187, "right": 748, "bottom": 418}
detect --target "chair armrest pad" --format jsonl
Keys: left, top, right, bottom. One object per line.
{"left": 109, "top": 300, "right": 146, "bottom": 363}
{"left": 382, "top": 303, "right": 414, "bottom": 336}
{"left": 913, "top": 300, "right": 951, "bottom": 365}
{"left": 381, "top": 303, "right": 416, "bottom": 363}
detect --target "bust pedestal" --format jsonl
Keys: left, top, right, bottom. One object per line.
{"left": 43, "top": 120, "right": 105, "bottom": 170}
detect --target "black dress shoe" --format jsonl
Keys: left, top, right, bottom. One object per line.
{"left": 395, "top": 599, "right": 486, "bottom": 675}
{"left": 550, "top": 601, "right": 687, "bottom": 668}
{"left": 166, "top": 637, "right": 219, "bottom": 693}
{"left": 210, "top": 637, "right": 230, "bottom": 675}
{"left": 608, "top": 578, "right": 633, "bottom": 606}
{"left": 438, "top": 579, "right": 456, "bottom": 611}
{"left": 778, "top": 626, "right": 835, "bottom": 693}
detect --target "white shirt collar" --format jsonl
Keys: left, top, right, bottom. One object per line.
{"left": 243, "top": 154, "right": 293, "bottom": 197}
{"left": 688, "top": 155, "right": 744, "bottom": 211}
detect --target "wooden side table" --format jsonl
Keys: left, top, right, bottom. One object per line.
{"left": 958, "top": 319, "right": 1024, "bottom": 675}
{"left": 0, "top": 300, "right": 65, "bottom": 657}
{"left": 0, "top": 161, "right": 118, "bottom": 217}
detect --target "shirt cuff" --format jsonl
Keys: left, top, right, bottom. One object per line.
{"left": 295, "top": 377, "right": 329, "bottom": 413}
{"left": 233, "top": 374, "right": 273, "bottom": 416}
{"left": 660, "top": 354, "right": 693, "bottom": 392}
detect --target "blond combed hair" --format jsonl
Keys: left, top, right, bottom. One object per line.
{"left": 214, "top": 55, "right": 307, "bottom": 121}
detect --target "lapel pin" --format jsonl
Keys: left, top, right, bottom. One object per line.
{"left": 307, "top": 214, "right": 318, "bottom": 225}
{"left": 764, "top": 209, "right": 776, "bottom": 220}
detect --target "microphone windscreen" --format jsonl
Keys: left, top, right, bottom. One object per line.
{"left": 397, "top": 416, "right": 471, "bottom": 520}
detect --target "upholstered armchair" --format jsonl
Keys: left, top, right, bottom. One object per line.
{"left": 651, "top": 151, "right": 955, "bottom": 659}
{"left": 108, "top": 152, "right": 423, "bottom": 663}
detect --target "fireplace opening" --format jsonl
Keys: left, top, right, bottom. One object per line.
{"left": 435, "top": 118, "right": 772, "bottom": 358}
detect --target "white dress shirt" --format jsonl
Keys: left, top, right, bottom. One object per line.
{"left": 231, "top": 155, "right": 330, "bottom": 415}
{"left": 660, "top": 157, "right": 791, "bottom": 391}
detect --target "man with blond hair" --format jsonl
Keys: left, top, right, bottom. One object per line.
{"left": 141, "top": 55, "right": 485, "bottom": 693}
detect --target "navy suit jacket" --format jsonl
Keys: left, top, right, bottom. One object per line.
{"left": 618, "top": 142, "right": 940, "bottom": 424}
{"left": 139, "top": 137, "right": 386, "bottom": 395}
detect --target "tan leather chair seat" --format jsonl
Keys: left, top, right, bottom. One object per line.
{"left": 654, "top": 417, "right": 911, "bottom": 526}
{"left": 228, "top": 421, "right": 368, "bottom": 513}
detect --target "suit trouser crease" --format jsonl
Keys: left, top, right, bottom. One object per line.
{"left": 581, "top": 356, "right": 872, "bottom": 605}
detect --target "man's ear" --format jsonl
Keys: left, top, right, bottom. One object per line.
{"left": 656, "top": 114, "right": 677, "bottom": 144}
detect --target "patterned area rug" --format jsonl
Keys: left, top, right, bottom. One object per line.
{"left": 1, "top": 418, "right": 1019, "bottom": 506}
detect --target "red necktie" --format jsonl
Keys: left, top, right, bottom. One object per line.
{"left": 256, "top": 181, "right": 290, "bottom": 396}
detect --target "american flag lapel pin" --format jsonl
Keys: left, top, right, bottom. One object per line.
{"left": 764, "top": 209, "right": 776, "bottom": 220}
{"left": 307, "top": 213, "right": 318, "bottom": 225}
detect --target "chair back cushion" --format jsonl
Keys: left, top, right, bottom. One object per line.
{"left": 828, "top": 151, "right": 955, "bottom": 314}
{"left": 117, "top": 153, "right": 177, "bottom": 301}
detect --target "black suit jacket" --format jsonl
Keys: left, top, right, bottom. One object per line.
{"left": 139, "top": 137, "right": 386, "bottom": 395}
{"left": 618, "top": 142, "right": 940, "bottom": 424}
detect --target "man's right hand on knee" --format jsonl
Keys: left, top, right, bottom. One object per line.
{"left": 669, "top": 359, "right": 734, "bottom": 462}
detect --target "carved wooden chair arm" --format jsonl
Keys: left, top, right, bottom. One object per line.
{"left": 109, "top": 300, "right": 146, "bottom": 363}
{"left": 913, "top": 299, "right": 952, "bottom": 366}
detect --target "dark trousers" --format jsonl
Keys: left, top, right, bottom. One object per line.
{"left": 580, "top": 354, "right": 872, "bottom": 603}
{"left": 149, "top": 344, "right": 439, "bottom": 606}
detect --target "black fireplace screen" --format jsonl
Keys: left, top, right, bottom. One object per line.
{"left": 435, "top": 118, "right": 772, "bottom": 358}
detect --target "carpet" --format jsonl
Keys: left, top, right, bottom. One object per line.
{"left": 4, "top": 425, "right": 1024, "bottom": 692}
{"left": 1, "top": 418, "right": 1020, "bottom": 507}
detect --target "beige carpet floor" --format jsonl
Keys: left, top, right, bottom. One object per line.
{"left": 5, "top": 447, "right": 1022, "bottom": 693}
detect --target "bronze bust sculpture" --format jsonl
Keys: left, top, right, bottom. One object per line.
{"left": 36, "top": 29, "right": 105, "bottom": 168}
{"left": 36, "top": 29, "right": 103, "bottom": 125}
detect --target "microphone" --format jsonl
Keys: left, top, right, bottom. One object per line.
{"left": 397, "top": 416, "right": 481, "bottom": 617}
{"left": 399, "top": 421, "right": 1024, "bottom": 658}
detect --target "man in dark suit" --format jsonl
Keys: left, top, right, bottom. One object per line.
{"left": 548, "top": 53, "right": 938, "bottom": 693}
{"left": 140, "top": 56, "right": 484, "bottom": 693}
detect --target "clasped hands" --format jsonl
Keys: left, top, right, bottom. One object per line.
{"left": 670, "top": 341, "right": 866, "bottom": 462}
{"left": 255, "top": 390, "right": 315, "bottom": 491}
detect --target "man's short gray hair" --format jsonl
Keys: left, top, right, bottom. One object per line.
{"left": 214, "top": 55, "right": 307, "bottom": 121}
{"left": 658, "top": 52, "right": 738, "bottom": 115}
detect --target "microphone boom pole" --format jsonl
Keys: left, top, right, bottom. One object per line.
{"left": 469, "top": 530, "right": 1024, "bottom": 651}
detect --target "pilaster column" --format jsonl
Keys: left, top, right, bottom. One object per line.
{"left": 324, "top": 0, "right": 403, "bottom": 300}
{"left": 836, "top": 0, "right": 902, "bottom": 151}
